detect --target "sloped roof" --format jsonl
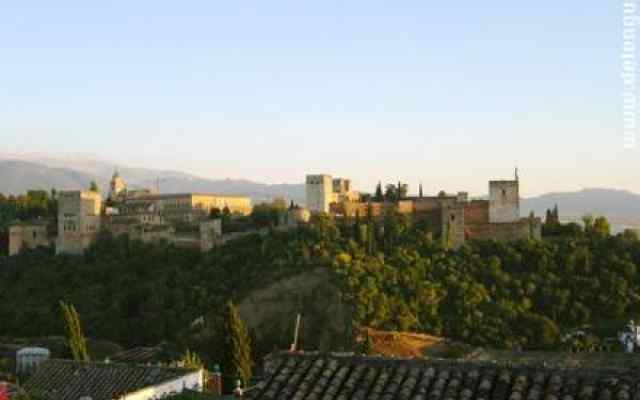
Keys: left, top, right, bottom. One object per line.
{"left": 109, "top": 347, "right": 162, "bottom": 364}
{"left": 245, "top": 352, "right": 640, "bottom": 400}
{"left": 24, "top": 359, "right": 197, "bottom": 400}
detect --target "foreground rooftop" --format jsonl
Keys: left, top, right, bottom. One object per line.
{"left": 245, "top": 352, "right": 640, "bottom": 400}
{"left": 24, "top": 359, "right": 199, "bottom": 400}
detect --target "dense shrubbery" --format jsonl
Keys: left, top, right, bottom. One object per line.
{"left": 1, "top": 201, "right": 640, "bottom": 365}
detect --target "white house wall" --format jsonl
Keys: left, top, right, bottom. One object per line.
{"left": 121, "top": 370, "right": 203, "bottom": 400}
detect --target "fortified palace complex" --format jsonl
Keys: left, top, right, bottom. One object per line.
{"left": 9, "top": 172, "right": 252, "bottom": 255}
{"left": 8, "top": 170, "right": 540, "bottom": 255}
{"left": 306, "top": 170, "right": 541, "bottom": 249}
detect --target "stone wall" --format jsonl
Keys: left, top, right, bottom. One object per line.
{"left": 464, "top": 201, "right": 490, "bottom": 225}
{"left": 441, "top": 205, "right": 465, "bottom": 250}
{"left": 465, "top": 217, "right": 542, "bottom": 242}
{"left": 8, "top": 223, "right": 53, "bottom": 256}
{"left": 56, "top": 191, "right": 102, "bottom": 255}
{"left": 489, "top": 180, "right": 520, "bottom": 223}
{"left": 306, "top": 175, "right": 333, "bottom": 213}
{"left": 200, "top": 219, "right": 222, "bottom": 252}
{"left": 338, "top": 202, "right": 383, "bottom": 218}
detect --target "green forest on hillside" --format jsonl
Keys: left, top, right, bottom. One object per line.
{"left": 1, "top": 191, "right": 640, "bottom": 368}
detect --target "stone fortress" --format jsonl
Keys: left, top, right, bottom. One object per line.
{"left": 9, "top": 171, "right": 253, "bottom": 255}
{"left": 8, "top": 169, "right": 540, "bottom": 255}
{"left": 306, "top": 169, "right": 541, "bottom": 249}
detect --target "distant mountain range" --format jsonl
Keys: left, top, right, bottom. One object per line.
{"left": 521, "top": 189, "right": 640, "bottom": 232}
{"left": 0, "top": 154, "right": 638, "bottom": 231}
{"left": 0, "top": 154, "right": 306, "bottom": 204}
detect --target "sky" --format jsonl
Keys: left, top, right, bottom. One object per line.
{"left": 0, "top": 1, "right": 638, "bottom": 197}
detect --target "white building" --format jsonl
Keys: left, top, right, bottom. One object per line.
{"left": 16, "top": 347, "right": 50, "bottom": 374}
{"left": 306, "top": 174, "right": 359, "bottom": 214}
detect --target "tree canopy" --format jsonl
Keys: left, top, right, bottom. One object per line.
{"left": 1, "top": 197, "right": 639, "bottom": 369}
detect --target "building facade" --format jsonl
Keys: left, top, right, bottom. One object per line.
{"left": 306, "top": 174, "right": 358, "bottom": 213}
{"left": 123, "top": 193, "right": 252, "bottom": 222}
{"left": 56, "top": 190, "right": 102, "bottom": 255}
{"left": 50, "top": 175, "right": 245, "bottom": 255}
{"left": 312, "top": 171, "right": 541, "bottom": 249}
{"left": 489, "top": 179, "right": 520, "bottom": 223}
{"left": 8, "top": 220, "right": 53, "bottom": 256}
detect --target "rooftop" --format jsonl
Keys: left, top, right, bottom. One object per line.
{"left": 245, "top": 352, "right": 640, "bottom": 400}
{"left": 108, "top": 346, "right": 162, "bottom": 364}
{"left": 8, "top": 218, "right": 52, "bottom": 227}
{"left": 129, "top": 193, "right": 249, "bottom": 200}
{"left": 24, "top": 359, "right": 198, "bottom": 400}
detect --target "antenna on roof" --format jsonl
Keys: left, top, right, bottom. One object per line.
{"left": 289, "top": 314, "right": 302, "bottom": 352}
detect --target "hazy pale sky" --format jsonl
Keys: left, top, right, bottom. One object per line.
{"left": 1, "top": 1, "right": 638, "bottom": 196}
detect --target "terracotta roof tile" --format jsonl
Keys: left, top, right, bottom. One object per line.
{"left": 245, "top": 353, "right": 640, "bottom": 400}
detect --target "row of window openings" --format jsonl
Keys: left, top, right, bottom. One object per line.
{"left": 63, "top": 224, "right": 97, "bottom": 232}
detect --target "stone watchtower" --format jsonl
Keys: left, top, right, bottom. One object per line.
{"left": 56, "top": 190, "right": 102, "bottom": 254}
{"left": 306, "top": 175, "right": 333, "bottom": 214}
{"left": 489, "top": 170, "right": 520, "bottom": 224}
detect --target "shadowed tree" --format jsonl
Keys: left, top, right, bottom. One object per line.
{"left": 178, "top": 349, "right": 204, "bottom": 369}
{"left": 89, "top": 181, "right": 99, "bottom": 192}
{"left": 221, "top": 301, "right": 253, "bottom": 386}
{"left": 374, "top": 182, "right": 384, "bottom": 201}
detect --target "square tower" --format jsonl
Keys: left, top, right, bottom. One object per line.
{"left": 489, "top": 180, "right": 519, "bottom": 223}
{"left": 306, "top": 175, "right": 333, "bottom": 213}
{"left": 57, "top": 190, "right": 102, "bottom": 254}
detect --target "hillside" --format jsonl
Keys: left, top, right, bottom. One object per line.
{"left": 2, "top": 208, "right": 640, "bottom": 366}
{"left": 522, "top": 188, "right": 640, "bottom": 218}
{"left": 0, "top": 160, "right": 94, "bottom": 193}
{"left": 522, "top": 189, "right": 640, "bottom": 232}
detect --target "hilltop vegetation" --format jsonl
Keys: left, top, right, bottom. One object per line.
{"left": 1, "top": 200, "right": 640, "bottom": 368}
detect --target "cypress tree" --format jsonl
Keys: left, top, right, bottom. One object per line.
{"left": 89, "top": 181, "right": 99, "bottom": 192}
{"left": 221, "top": 301, "right": 253, "bottom": 386}
{"left": 365, "top": 203, "right": 376, "bottom": 255}
{"left": 354, "top": 211, "right": 362, "bottom": 244}
{"left": 60, "top": 301, "right": 90, "bottom": 361}
{"left": 545, "top": 209, "right": 552, "bottom": 224}
{"left": 375, "top": 182, "right": 383, "bottom": 201}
